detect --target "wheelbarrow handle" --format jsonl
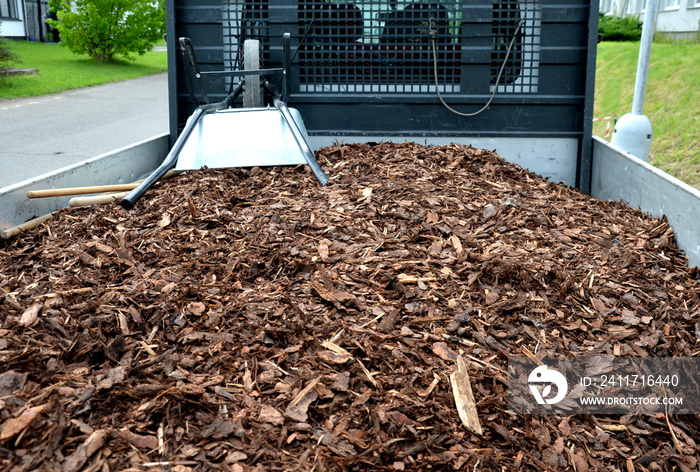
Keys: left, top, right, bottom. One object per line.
{"left": 120, "top": 106, "right": 208, "bottom": 210}
{"left": 282, "top": 32, "right": 291, "bottom": 103}
{"left": 179, "top": 37, "right": 210, "bottom": 105}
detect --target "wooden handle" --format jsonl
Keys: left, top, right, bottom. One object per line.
{"left": 69, "top": 192, "right": 129, "bottom": 207}
{"left": 1, "top": 212, "right": 55, "bottom": 239}
{"left": 27, "top": 170, "right": 183, "bottom": 199}
{"left": 28, "top": 183, "right": 140, "bottom": 198}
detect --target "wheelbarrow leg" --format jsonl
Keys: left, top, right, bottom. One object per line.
{"left": 274, "top": 99, "right": 329, "bottom": 186}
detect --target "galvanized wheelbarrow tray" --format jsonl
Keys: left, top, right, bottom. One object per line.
{"left": 120, "top": 33, "right": 328, "bottom": 210}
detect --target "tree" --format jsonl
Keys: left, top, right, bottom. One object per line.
{"left": 47, "top": 0, "right": 165, "bottom": 64}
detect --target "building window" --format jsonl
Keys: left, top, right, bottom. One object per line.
{"left": 0, "top": 0, "right": 18, "bottom": 19}
{"left": 662, "top": 0, "right": 680, "bottom": 9}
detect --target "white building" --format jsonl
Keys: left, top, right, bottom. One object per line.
{"left": 0, "top": 0, "right": 24, "bottom": 38}
{"left": 1, "top": 0, "right": 55, "bottom": 42}
{"left": 601, "top": 0, "right": 700, "bottom": 39}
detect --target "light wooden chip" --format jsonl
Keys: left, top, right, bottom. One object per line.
{"left": 357, "top": 359, "right": 378, "bottom": 388}
{"left": 317, "top": 349, "right": 352, "bottom": 364}
{"left": 450, "top": 356, "right": 483, "bottom": 435}
{"left": 0, "top": 405, "right": 46, "bottom": 441}
{"left": 450, "top": 234, "right": 463, "bottom": 254}
{"left": 597, "top": 423, "right": 628, "bottom": 432}
{"left": 397, "top": 274, "right": 437, "bottom": 284}
{"left": 19, "top": 304, "right": 41, "bottom": 327}
{"left": 321, "top": 340, "right": 354, "bottom": 359}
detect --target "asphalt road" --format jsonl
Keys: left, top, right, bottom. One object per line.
{"left": 0, "top": 73, "right": 169, "bottom": 189}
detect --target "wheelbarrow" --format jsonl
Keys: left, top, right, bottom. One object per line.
{"left": 120, "top": 33, "right": 329, "bottom": 210}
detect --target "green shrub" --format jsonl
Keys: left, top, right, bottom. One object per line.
{"left": 47, "top": 0, "right": 165, "bottom": 64}
{"left": 598, "top": 13, "right": 643, "bottom": 42}
{"left": 0, "top": 21, "right": 20, "bottom": 74}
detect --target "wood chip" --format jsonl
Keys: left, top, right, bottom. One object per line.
{"left": 450, "top": 356, "right": 483, "bottom": 436}
{"left": 0, "top": 405, "right": 46, "bottom": 441}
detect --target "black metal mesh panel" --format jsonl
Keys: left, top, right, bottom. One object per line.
{"left": 219, "top": 0, "right": 540, "bottom": 95}
{"left": 490, "top": 0, "right": 539, "bottom": 93}
{"left": 298, "top": 0, "right": 462, "bottom": 93}
{"left": 222, "top": 0, "right": 270, "bottom": 90}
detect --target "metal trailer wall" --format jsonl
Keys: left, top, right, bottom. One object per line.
{"left": 166, "top": 0, "right": 598, "bottom": 190}
{"left": 0, "top": 135, "right": 169, "bottom": 233}
{"left": 591, "top": 137, "right": 700, "bottom": 269}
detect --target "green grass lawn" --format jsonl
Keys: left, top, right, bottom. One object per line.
{"left": 0, "top": 41, "right": 167, "bottom": 100}
{"left": 594, "top": 41, "right": 700, "bottom": 189}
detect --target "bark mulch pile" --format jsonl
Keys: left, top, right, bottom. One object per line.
{"left": 1, "top": 142, "right": 699, "bottom": 472}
